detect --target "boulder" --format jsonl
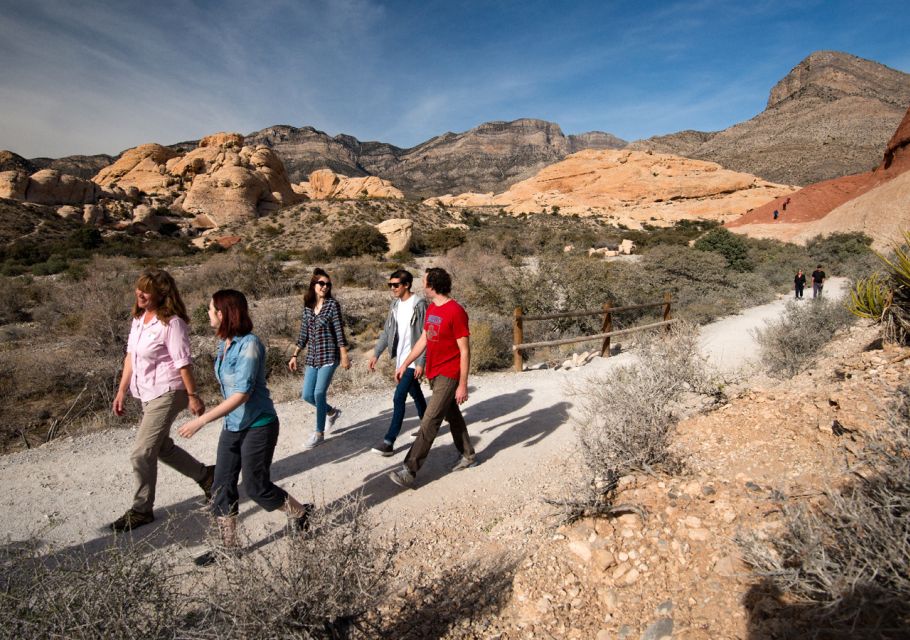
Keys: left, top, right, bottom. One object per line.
{"left": 93, "top": 143, "right": 179, "bottom": 193}
{"left": 299, "top": 169, "right": 404, "bottom": 200}
{"left": 0, "top": 170, "right": 28, "bottom": 199}
{"left": 26, "top": 169, "right": 99, "bottom": 205}
{"left": 56, "top": 205, "right": 81, "bottom": 220}
{"left": 182, "top": 165, "right": 271, "bottom": 225}
{"left": 83, "top": 204, "right": 105, "bottom": 225}
{"left": 375, "top": 218, "right": 413, "bottom": 256}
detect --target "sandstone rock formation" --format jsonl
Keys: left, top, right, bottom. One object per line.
{"left": 630, "top": 51, "right": 910, "bottom": 186}
{"left": 93, "top": 143, "right": 180, "bottom": 193}
{"left": 29, "top": 153, "right": 113, "bottom": 179}
{"left": 245, "top": 119, "right": 626, "bottom": 197}
{"left": 374, "top": 218, "right": 413, "bottom": 256}
{"left": 295, "top": 169, "right": 404, "bottom": 200}
{"left": 426, "top": 149, "right": 795, "bottom": 227}
{"left": 727, "top": 104, "right": 910, "bottom": 249}
{"left": 0, "top": 171, "right": 28, "bottom": 200}
{"left": 25, "top": 169, "right": 100, "bottom": 205}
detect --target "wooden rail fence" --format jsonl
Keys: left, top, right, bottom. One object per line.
{"left": 512, "top": 293, "right": 675, "bottom": 372}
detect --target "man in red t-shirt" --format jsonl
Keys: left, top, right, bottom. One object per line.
{"left": 389, "top": 267, "right": 476, "bottom": 489}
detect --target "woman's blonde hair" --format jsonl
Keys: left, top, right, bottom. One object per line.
{"left": 132, "top": 268, "right": 189, "bottom": 324}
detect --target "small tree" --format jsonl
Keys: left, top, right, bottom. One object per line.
{"left": 694, "top": 227, "right": 753, "bottom": 272}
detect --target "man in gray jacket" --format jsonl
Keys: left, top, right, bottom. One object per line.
{"left": 368, "top": 269, "right": 428, "bottom": 455}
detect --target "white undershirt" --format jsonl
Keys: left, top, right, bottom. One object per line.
{"left": 395, "top": 295, "right": 417, "bottom": 369}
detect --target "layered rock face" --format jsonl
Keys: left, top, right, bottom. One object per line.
{"left": 245, "top": 119, "right": 625, "bottom": 197}
{"left": 294, "top": 169, "right": 404, "bottom": 200}
{"left": 426, "top": 149, "right": 795, "bottom": 227}
{"left": 630, "top": 51, "right": 910, "bottom": 186}
{"left": 727, "top": 104, "right": 910, "bottom": 249}
{"left": 29, "top": 154, "right": 113, "bottom": 179}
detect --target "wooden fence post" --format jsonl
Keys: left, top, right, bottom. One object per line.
{"left": 600, "top": 302, "right": 613, "bottom": 357}
{"left": 513, "top": 307, "right": 524, "bottom": 372}
{"left": 663, "top": 292, "right": 672, "bottom": 331}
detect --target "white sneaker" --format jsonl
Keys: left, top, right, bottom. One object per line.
{"left": 304, "top": 431, "right": 324, "bottom": 450}
{"left": 327, "top": 408, "right": 342, "bottom": 430}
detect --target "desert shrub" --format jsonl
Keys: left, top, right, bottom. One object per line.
{"left": 181, "top": 252, "right": 293, "bottom": 310}
{"left": 755, "top": 299, "right": 854, "bottom": 378}
{"left": 414, "top": 227, "right": 467, "bottom": 255}
{"left": 331, "top": 258, "right": 386, "bottom": 290}
{"left": 847, "top": 231, "right": 910, "bottom": 344}
{"left": 0, "top": 277, "right": 46, "bottom": 324}
{"left": 624, "top": 219, "right": 720, "bottom": 249}
{"left": 329, "top": 224, "right": 388, "bottom": 258}
{"left": 694, "top": 227, "right": 753, "bottom": 272}
{"left": 469, "top": 311, "right": 512, "bottom": 372}
{"left": 806, "top": 232, "right": 877, "bottom": 278}
{"left": 194, "top": 496, "right": 393, "bottom": 638}
{"left": 737, "top": 386, "right": 910, "bottom": 637}
{"left": 552, "top": 324, "right": 716, "bottom": 522}
{"left": 0, "top": 539, "right": 186, "bottom": 639}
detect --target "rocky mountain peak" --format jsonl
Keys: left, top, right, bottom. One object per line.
{"left": 767, "top": 50, "right": 910, "bottom": 109}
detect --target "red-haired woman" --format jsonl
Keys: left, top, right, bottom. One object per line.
{"left": 110, "top": 268, "right": 213, "bottom": 532}
{"left": 288, "top": 268, "right": 350, "bottom": 449}
{"left": 179, "top": 289, "right": 312, "bottom": 565}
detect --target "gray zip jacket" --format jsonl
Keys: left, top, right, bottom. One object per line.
{"left": 373, "top": 296, "right": 427, "bottom": 367}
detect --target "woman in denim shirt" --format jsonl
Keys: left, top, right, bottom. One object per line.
{"left": 179, "top": 289, "right": 312, "bottom": 566}
{"left": 288, "top": 268, "right": 350, "bottom": 450}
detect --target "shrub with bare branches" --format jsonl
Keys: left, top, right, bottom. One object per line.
{"left": 737, "top": 386, "right": 910, "bottom": 637}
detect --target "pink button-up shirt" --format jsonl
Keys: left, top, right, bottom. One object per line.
{"left": 126, "top": 314, "right": 193, "bottom": 402}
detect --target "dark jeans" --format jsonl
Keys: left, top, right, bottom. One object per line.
{"left": 212, "top": 419, "right": 288, "bottom": 517}
{"left": 384, "top": 367, "right": 427, "bottom": 444}
{"left": 813, "top": 283, "right": 823, "bottom": 298}
{"left": 404, "top": 375, "right": 474, "bottom": 476}
{"left": 795, "top": 285, "right": 804, "bottom": 299}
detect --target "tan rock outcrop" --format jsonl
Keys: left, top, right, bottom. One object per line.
{"left": 83, "top": 204, "right": 104, "bottom": 226}
{"left": 425, "top": 149, "right": 794, "bottom": 227}
{"left": 26, "top": 169, "right": 100, "bottom": 205}
{"left": 375, "top": 218, "right": 413, "bottom": 256}
{"left": 0, "top": 170, "right": 28, "bottom": 199}
{"left": 93, "top": 144, "right": 179, "bottom": 193}
{"left": 298, "top": 169, "right": 404, "bottom": 200}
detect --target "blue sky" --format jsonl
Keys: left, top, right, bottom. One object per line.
{"left": 1, "top": 0, "right": 907, "bottom": 158}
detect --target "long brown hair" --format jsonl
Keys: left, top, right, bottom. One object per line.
{"left": 303, "top": 267, "right": 333, "bottom": 309}
{"left": 132, "top": 269, "right": 189, "bottom": 324}
{"left": 211, "top": 289, "right": 253, "bottom": 339}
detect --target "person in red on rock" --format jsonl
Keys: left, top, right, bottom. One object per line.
{"left": 388, "top": 267, "right": 476, "bottom": 489}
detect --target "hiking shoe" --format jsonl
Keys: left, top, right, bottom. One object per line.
{"left": 304, "top": 431, "right": 324, "bottom": 450}
{"left": 388, "top": 466, "right": 415, "bottom": 489}
{"left": 193, "top": 547, "right": 242, "bottom": 567}
{"left": 327, "top": 407, "right": 342, "bottom": 430}
{"left": 371, "top": 441, "right": 394, "bottom": 457}
{"left": 110, "top": 509, "right": 154, "bottom": 532}
{"left": 289, "top": 503, "right": 315, "bottom": 535}
{"left": 409, "top": 430, "right": 419, "bottom": 438}
{"left": 451, "top": 456, "right": 477, "bottom": 472}
{"left": 198, "top": 465, "right": 215, "bottom": 501}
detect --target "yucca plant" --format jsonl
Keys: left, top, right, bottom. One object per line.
{"left": 848, "top": 231, "right": 910, "bottom": 343}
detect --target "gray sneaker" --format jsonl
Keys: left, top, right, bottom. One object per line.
{"left": 451, "top": 456, "right": 477, "bottom": 472}
{"left": 327, "top": 408, "right": 342, "bottom": 430}
{"left": 388, "top": 466, "right": 415, "bottom": 489}
{"left": 304, "top": 431, "right": 324, "bottom": 450}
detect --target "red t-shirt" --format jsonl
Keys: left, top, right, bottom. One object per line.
{"left": 424, "top": 299, "right": 470, "bottom": 380}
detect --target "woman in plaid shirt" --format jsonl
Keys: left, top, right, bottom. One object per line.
{"left": 288, "top": 268, "right": 350, "bottom": 449}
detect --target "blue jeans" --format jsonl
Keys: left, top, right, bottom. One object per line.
{"left": 302, "top": 364, "right": 338, "bottom": 433}
{"left": 384, "top": 367, "right": 427, "bottom": 444}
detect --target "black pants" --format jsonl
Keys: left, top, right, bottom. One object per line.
{"left": 795, "top": 284, "right": 804, "bottom": 298}
{"left": 212, "top": 419, "right": 288, "bottom": 517}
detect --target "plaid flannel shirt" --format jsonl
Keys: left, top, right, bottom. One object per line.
{"left": 295, "top": 297, "right": 348, "bottom": 368}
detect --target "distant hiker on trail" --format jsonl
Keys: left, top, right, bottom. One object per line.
{"left": 794, "top": 270, "right": 806, "bottom": 299}
{"left": 782, "top": 197, "right": 791, "bottom": 211}
{"left": 110, "top": 268, "right": 213, "bottom": 533}
{"left": 389, "top": 267, "right": 476, "bottom": 489}
{"left": 368, "top": 269, "right": 428, "bottom": 456}
{"left": 289, "top": 268, "right": 350, "bottom": 450}
{"left": 178, "top": 289, "right": 313, "bottom": 567}
{"left": 773, "top": 209, "right": 779, "bottom": 220}
{"left": 812, "top": 265, "right": 826, "bottom": 298}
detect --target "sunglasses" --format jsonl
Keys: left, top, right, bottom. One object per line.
{"left": 388, "top": 281, "right": 404, "bottom": 288}
{"left": 315, "top": 281, "right": 331, "bottom": 288}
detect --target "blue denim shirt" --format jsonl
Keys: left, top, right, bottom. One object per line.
{"left": 215, "top": 333, "right": 276, "bottom": 432}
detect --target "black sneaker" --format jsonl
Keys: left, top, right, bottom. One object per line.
{"left": 110, "top": 509, "right": 154, "bottom": 532}
{"left": 371, "top": 441, "right": 394, "bottom": 456}
{"left": 193, "top": 547, "right": 242, "bottom": 567}
{"left": 289, "top": 503, "right": 315, "bottom": 535}
{"left": 198, "top": 465, "right": 215, "bottom": 501}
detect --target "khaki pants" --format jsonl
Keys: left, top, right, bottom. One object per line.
{"left": 404, "top": 375, "right": 474, "bottom": 476}
{"left": 130, "top": 390, "right": 206, "bottom": 514}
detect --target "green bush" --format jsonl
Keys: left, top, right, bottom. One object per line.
{"left": 694, "top": 227, "right": 753, "bottom": 272}
{"left": 806, "top": 232, "right": 877, "bottom": 278}
{"left": 329, "top": 224, "right": 388, "bottom": 258}
{"left": 415, "top": 227, "right": 467, "bottom": 255}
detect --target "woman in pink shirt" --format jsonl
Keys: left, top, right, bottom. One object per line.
{"left": 110, "top": 269, "right": 213, "bottom": 532}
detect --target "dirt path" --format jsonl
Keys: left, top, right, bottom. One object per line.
{"left": 0, "top": 279, "right": 848, "bottom": 558}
